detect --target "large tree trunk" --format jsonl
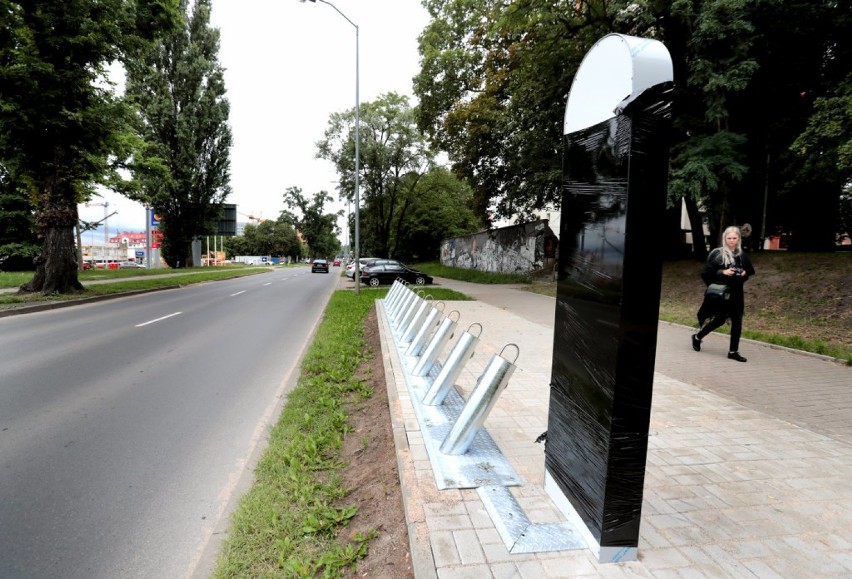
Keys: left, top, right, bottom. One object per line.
{"left": 19, "top": 201, "right": 84, "bottom": 295}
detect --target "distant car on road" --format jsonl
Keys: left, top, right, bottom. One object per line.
{"left": 118, "top": 261, "right": 146, "bottom": 269}
{"left": 332, "top": 258, "right": 341, "bottom": 267}
{"left": 360, "top": 262, "right": 432, "bottom": 287}
{"left": 311, "top": 258, "right": 329, "bottom": 273}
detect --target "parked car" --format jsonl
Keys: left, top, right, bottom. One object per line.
{"left": 311, "top": 258, "right": 329, "bottom": 273}
{"left": 345, "top": 257, "right": 379, "bottom": 278}
{"left": 360, "top": 262, "right": 433, "bottom": 286}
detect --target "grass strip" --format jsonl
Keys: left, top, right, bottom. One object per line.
{"left": 212, "top": 288, "right": 383, "bottom": 578}
{"left": 417, "top": 261, "right": 531, "bottom": 284}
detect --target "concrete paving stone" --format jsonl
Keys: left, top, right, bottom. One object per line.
{"left": 427, "top": 513, "right": 475, "bottom": 533}
{"left": 453, "top": 529, "right": 487, "bottom": 565}
{"left": 474, "top": 526, "right": 503, "bottom": 546}
{"left": 464, "top": 501, "right": 494, "bottom": 529}
{"left": 683, "top": 510, "right": 753, "bottom": 540}
{"left": 431, "top": 530, "right": 462, "bottom": 567}
{"left": 425, "top": 501, "right": 469, "bottom": 517}
{"left": 656, "top": 523, "right": 715, "bottom": 548}
{"left": 481, "top": 542, "right": 530, "bottom": 564}
{"left": 640, "top": 546, "right": 693, "bottom": 570}
{"left": 436, "top": 564, "right": 492, "bottom": 579}
{"left": 538, "top": 550, "right": 600, "bottom": 576}
{"left": 514, "top": 560, "right": 549, "bottom": 579}
{"left": 489, "top": 561, "right": 524, "bottom": 579}
{"left": 779, "top": 535, "right": 852, "bottom": 575}
{"left": 682, "top": 545, "right": 750, "bottom": 577}
{"left": 645, "top": 513, "right": 698, "bottom": 531}
{"left": 740, "top": 559, "right": 785, "bottom": 579}
{"left": 639, "top": 520, "right": 675, "bottom": 549}
{"left": 828, "top": 551, "right": 852, "bottom": 573}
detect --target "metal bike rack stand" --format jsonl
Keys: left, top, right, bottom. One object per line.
{"left": 412, "top": 312, "right": 458, "bottom": 377}
{"left": 391, "top": 286, "right": 416, "bottom": 326}
{"left": 388, "top": 279, "right": 409, "bottom": 310}
{"left": 423, "top": 323, "right": 482, "bottom": 406}
{"left": 385, "top": 280, "right": 405, "bottom": 310}
{"left": 405, "top": 302, "right": 445, "bottom": 358}
{"left": 396, "top": 292, "right": 424, "bottom": 337}
{"left": 440, "top": 344, "right": 519, "bottom": 455}
{"left": 393, "top": 290, "right": 420, "bottom": 330}
{"left": 401, "top": 295, "right": 432, "bottom": 344}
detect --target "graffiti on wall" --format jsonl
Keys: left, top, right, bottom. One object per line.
{"left": 440, "top": 219, "right": 559, "bottom": 274}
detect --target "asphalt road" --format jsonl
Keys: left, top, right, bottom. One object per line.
{"left": 0, "top": 268, "right": 340, "bottom": 578}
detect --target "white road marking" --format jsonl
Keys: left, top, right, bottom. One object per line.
{"left": 136, "top": 312, "right": 182, "bottom": 327}
{"left": 230, "top": 291, "right": 246, "bottom": 296}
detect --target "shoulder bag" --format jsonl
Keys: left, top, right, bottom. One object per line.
{"left": 704, "top": 283, "right": 730, "bottom": 301}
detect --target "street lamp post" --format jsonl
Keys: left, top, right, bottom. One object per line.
{"left": 302, "top": 0, "right": 360, "bottom": 294}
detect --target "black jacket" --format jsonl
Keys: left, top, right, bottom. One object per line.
{"left": 697, "top": 248, "right": 755, "bottom": 324}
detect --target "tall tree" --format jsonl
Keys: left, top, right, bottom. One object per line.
{"left": 224, "top": 217, "right": 302, "bottom": 259}
{"left": 125, "top": 0, "right": 232, "bottom": 268}
{"left": 0, "top": 164, "right": 38, "bottom": 271}
{"left": 317, "top": 92, "right": 435, "bottom": 258}
{"left": 281, "top": 187, "right": 341, "bottom": 259}
{"left": 392, "top": 167, "right": 481, "bottom": 262}
{"left": 0, "top": 0, "right": 178, "bottom": 293}
{"left": 415, "top": 0, "right": 851, "bottom": 252}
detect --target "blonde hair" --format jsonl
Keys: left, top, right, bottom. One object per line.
{"left": 719, "top": 226, "right": 743, "bottom": 266}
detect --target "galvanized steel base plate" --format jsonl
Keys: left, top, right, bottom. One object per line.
{"left": 382, "top": 303, "right": 522, "bottom": 490}
{"left": 380, "top": 297, "right": 588, "bottom": 554}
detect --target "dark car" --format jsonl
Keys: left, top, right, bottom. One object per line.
{"left": 311, "top": 258, "right": 329, "bottom": 273}
{"left": 360, "top": 262, "right": 432, "bottom": 287}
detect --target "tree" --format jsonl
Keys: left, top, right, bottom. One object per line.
{"left": 0, "top": 0, "right": 179, "bottom": 293}
{"left": 317, "top": 92, "right": 437, "bottom": 258}
{"left": 415, "top": 0, "right": 851, "bottom": 252}
{"left": 125, "top": 0, "right": 232, "bottom": 268}
{"left": 0, "top": 164, "right": 38, "bottom": 271}
{"left": 281, "top": 187, "right": 341, "bottom": 259}
{"left": 392, "top": 167, "right": 481, "bottom": 262}
{"left": 224, "top": 217, "right": 302, "bottom": 259}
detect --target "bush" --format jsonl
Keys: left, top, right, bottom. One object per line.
{"left": 0, "top": 242, "right": 38, "bottom": 271}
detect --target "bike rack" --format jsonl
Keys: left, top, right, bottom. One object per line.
{"left": 440, "top": 344, "right": 519, "bottom": 455}
{"left": 423, "top": 323, "right": 481, "bottom": 406}
{"left": 411, "top": 311, "right": 458, "bottom": 377}
{"left": 406, "top": 302, "right": 445, "bottom": 358}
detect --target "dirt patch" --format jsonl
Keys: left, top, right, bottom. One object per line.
{"left": 337, "top": 306, "right": 413, "bottom": 579}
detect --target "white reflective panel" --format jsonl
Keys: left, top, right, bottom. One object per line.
{"left": 564, "top": 34, "right": 673, "bottom": 134}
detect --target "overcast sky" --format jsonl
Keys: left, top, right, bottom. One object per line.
{"left": 78, "top": 0, "right": 431, "bottom": 244}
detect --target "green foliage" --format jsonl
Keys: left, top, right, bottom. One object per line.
{"left": 0, "top": 0, "right": 179, "bottom": 293}
{"left": 392, "top": 167, "right": 481, "bottom": 262}
{"left": 417, "top": 261, "right": 530, "bottom": 285}
{"left": 415, "top": 0, "right": 851, "bottom": 250}
{"left": 224, "top": 217, "right": 302, "bottom": 259}
{"left": 317, "top": 92, "right": 452, "bottom": 259}
{"left": 281, "top": 187, "right": 341, "bottom": 259}
{"left": 124, "top": 0, "right": 232, "bottom": 268}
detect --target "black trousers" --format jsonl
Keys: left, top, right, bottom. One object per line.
{"left": 696, "top": 295, "right": 744, "bottom": 352}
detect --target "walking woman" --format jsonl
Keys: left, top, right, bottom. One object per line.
{"left": 692, "top": 226, "right": 756, "bottom": 362}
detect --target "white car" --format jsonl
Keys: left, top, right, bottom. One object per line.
{"left": 346, "top": 257, "right": 377, "bottom": 278}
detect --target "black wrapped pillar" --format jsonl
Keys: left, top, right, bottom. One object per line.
{"left": 544, "top": 34, "right": 674, "bottom": 563}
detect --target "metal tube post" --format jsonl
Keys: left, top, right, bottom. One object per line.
{"left": 439, "top": 345, "right": 519, "bottom": 455}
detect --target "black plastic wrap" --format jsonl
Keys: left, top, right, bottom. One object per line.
{"left": 546, "top": 83, "right": 674, "bottom": 548}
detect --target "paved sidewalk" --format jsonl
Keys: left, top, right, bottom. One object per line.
{"left": 378, "top": 277, "right": 852, "bottom": 578}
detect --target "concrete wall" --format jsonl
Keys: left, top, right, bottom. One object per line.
{"left": 440, "top": 219, "right": 558, "bottom": 274}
